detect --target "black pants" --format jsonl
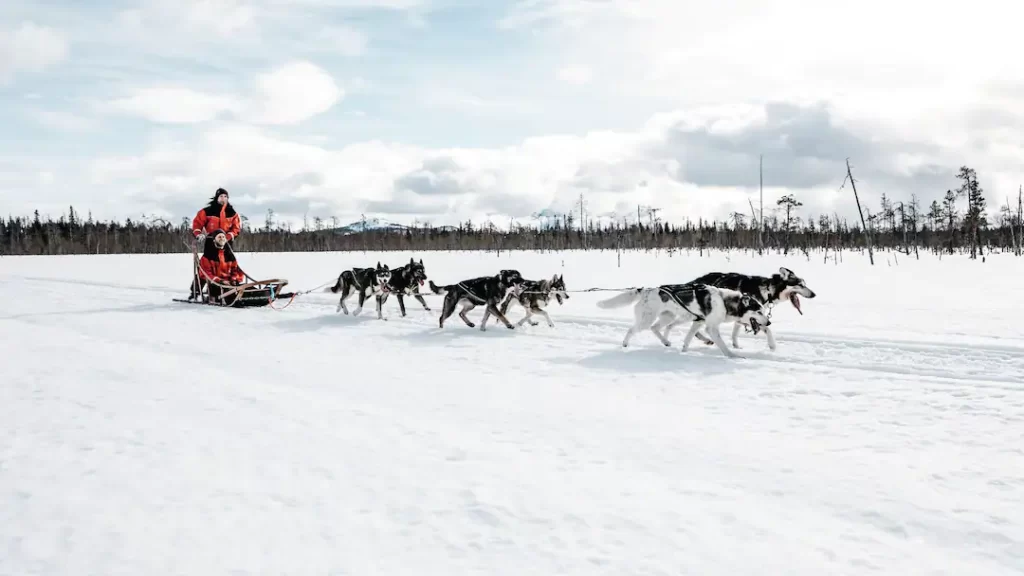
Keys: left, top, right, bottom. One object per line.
{"left": 189, "top": 277, "right": 229, "bottom": 301}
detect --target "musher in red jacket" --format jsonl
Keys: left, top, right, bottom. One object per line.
{"left": 192, "top": 188, "right": 241, "bottom": 245}
{"left": 190, "top": 229, "right": 246, "bottom": 301}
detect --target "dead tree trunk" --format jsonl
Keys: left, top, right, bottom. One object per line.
{"left": 1018, "top": 185, "right": 1023, "bottom": 257}
{"left": 758, "top": 155, "right": 765, "bottom": 255}
{"left": 846, "top": 159, "right": 874, "bottom": 265}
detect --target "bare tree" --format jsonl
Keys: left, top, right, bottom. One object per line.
{"left": 845, "top": 159, "right": 874, "bottom": 265}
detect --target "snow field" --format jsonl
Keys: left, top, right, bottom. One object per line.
{"left": 1, "top": 248, "right": 1023, "bottom": 575}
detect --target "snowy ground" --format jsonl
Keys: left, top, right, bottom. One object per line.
{"left": 2, "top": 248, "right": 1023, "bottom": 575}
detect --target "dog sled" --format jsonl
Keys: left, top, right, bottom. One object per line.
{"left": 173, "top": 235, "right": 296, "bottom": 309}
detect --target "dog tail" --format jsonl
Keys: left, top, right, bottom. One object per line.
{"left": 596, "top": 288, "right": 644, "bottom": 309}
{"left": 428, "top": 280, "right": 447, "bottom": 296}
{"left": 326, "top": 271, "right": 347, "bottom": 293}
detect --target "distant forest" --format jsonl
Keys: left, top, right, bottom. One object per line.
{"left": 4, "top": 165, "right": 1022, "bottom": 261}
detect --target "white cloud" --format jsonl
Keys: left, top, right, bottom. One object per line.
{"left": 320, "top": 24, "right": 369, "bottom": 57}
{"left": 0, "top": 22, "right": 68, "bottom": 81}
{"left": 34, "top": 109, "right": 97, "bottom": 132}
{"left": 116, "top": 0, "right": 257, "bottom": 39}
{"left": 263, "top": 0, "right": 427, "bottom": 8}
{"left": 109, "top": 87, "right": 244, "bottom": 124}
{"left": 6, "top": 0, "right": 1024, "bottom": 230}
{"left": 504, "top": 0, "right": 1024, "bottom": 130}
{"left": 557, "top": 66, "right": 591, "bottom": 85}
{"left": 183, "top": 0, "right": 256, "bottom": 36}
{"left": 245, "top": 61, "right": 344, "bottom": 125}
{"left": 108, "top": 61, "right": 342, "bottom": 126}
{"left": 75, "top": 101, "right": 988, "bottom": 229}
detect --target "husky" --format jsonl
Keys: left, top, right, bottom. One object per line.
{"left": 687, "top": 267, "right": 816, "bottom": 351}
{"left": 428, "top": 269, "right": 526, "bottom": 330}
{"left": 596, "top": 283, "right": 770, "bottom": 358}
{"left": 377, "top": 257, "right": 431, "bottom": 317}
{"left": 493, "top": 274, "right": 569, "bottom": 328}
{"left": 326, "top": 262, "right": 392, "bottom": 319}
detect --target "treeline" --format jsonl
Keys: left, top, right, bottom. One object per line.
{"left": 3, "top": 166, "right": 1022, "bottom": 259}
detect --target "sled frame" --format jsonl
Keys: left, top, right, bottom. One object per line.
{"left": 188, "top": 238, "right": 290, "bottom": 307}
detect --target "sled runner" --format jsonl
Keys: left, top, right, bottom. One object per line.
{"left": 173, "top": 279, "right": 295, "bottom": 308}
{"left": 174, "top": 235, "right": 296, "bottom": 309}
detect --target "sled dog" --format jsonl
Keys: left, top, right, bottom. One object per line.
{"left": 428, "top": 270, "right": 525, "bottom": 330}
{"left": 687, "top": 267, "right": 816, "bottom": 351}
{"left": 493, "top": 274, "right": 569, "bottom": 328}
{"left": 326, "top": 262, "right": 392, "bottom": 318}
{"left": 378, "top": 257, "right": 431, "bottom": 317}
{"left": 596, "top": 283, "right": 769, "bottom": 358}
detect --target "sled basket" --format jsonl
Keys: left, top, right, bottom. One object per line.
{"left": 178, "top": 236, "right": 294, "bottom": 308}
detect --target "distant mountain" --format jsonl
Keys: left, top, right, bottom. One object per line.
{"left": 330, "top": 217, "right": 459, "bottom": 235}
{"left": 331, "top": 217, "right": 409, "bottom": 235}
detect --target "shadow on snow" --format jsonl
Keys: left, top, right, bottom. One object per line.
{"left": 549, "top": 345, "right": 759, "bottom": 376}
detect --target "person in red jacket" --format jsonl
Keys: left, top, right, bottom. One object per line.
{"left": 190, "top": 229, "right": 246, "bottom": 301}
{"left": 192, "top": 188, "right": 241, "bottom": 244}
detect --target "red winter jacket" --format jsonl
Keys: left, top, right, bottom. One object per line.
{"left": 193, "top": 202, "right": 242, "bottom": 241}
{"left": 199, "top": 247, "right": 245, "bottom": 285}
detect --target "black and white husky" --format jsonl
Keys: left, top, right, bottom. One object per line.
{"left": 494, "top": 274, "right": 569, "bottom": 328}
{"left": 687, "top": 267, "right": 816, "bottom": 351}
{"left": 428, "top": 269, "right": 525, "bottom": 330}
{"left": 377, "top": 257, "right": 431, "bottom": 318}
{"left": 596, "top": 283, "right": 770, "bottom": 358}
{"left": 326, "top": 262, "right": 392, "bottom": 319}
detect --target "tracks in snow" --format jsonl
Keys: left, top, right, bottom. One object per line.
{"left": 9, "top": 274, "right": 1024, "bottom": 390}
{"left": 293, "top": 295, "right": 1024, "bottom": 390}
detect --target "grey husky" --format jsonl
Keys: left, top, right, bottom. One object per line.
{"left": 493, "top": 274, "right": 569, "bottom": 327}
{"left": 596, "top": 283, "right": 770, "bottom": 358}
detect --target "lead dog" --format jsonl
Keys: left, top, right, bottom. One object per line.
{"left": 428, "top": 270, "right": 525, "bottom": 330}
{"left": 687, "top": 267, "right": 816, "bottom": 351}
{"left": 494, "top": 274, "right": 568, "bottom": 328}
{"left": 596, "top": 283, "right": 769, "bottom": 358}
{"left": 326, "top": 262, "right": 392, "bottom": 318}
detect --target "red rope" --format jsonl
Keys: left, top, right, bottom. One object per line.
{"left": 267, "top": 292, "right": 297, "bottom": 311}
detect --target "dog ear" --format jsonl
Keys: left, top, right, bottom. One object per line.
{"left": 741, "top": 295, "right": 751, "bottom": 307}
{"left": 419, "top": 258, "right": 423, "bottom": 265}
{"left": 779, "top": 267, "right": 793, "bottom": 279}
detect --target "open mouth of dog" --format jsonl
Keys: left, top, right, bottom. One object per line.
{"left": 749, "top": 318, "right": 762, "bottom": 335}
{"left": 781, "top": 288, "right": 804, "bottom": 315}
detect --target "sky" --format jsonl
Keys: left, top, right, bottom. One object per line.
{"left": 2, "top": 0, "right": 1023, "bottom": 230}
